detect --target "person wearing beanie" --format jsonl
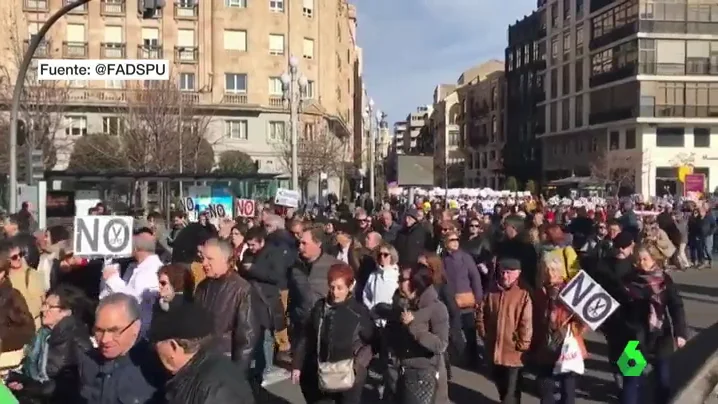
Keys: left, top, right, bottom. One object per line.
{"left": 149, "top": 303, "right": 254, "bottom": 404}
{"left": 476, "top": 257, "right": 533, "bottom": 404}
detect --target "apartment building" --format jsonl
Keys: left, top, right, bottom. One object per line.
{"left": 538, "top": 0, "right": 718, "bottom": 195}
{"left": 504, "top": 11, "right": 546, "bottom": 185}
{"left": 458, "top": 61, "right": 506, "bottom": 189}
{"left": 403, "top": 105, "right": 432, "bottom": 154}
{"left": 430, "top": 84, "right": 461, "bottom": 187}
{"left": 6, "top": 0, "right": 359, "bottom": 191}
{"left": 393, "top": 121, "right": 407, "bottom": 153}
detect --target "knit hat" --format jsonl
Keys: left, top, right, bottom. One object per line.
{"left": 406, "top": 208, "right": 420, "bottom": 220}
{"left": 498, "top": 257, "right": 522, "bottom": 271}
{"left": 612, "top": 231, "right": 634, "bottom": 249}
{"left": 148, "top": 303, "right": 214, "bottom": 343}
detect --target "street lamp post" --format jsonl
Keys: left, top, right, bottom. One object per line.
{"left": 363, "top": 99, "right": 381, "bottom": 203}
{"left": 9, "top": 0, "right": 92, "bottom": 213}
{"left": 281, "top": 56, "right": 308, "bottom": 193}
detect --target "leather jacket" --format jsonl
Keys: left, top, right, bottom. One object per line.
{"left": 194, "top": 271, "right": 259, "bottom": 372}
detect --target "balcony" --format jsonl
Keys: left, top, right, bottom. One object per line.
{"left": 589, "top": 64, "right": 637, "bottom": 87}
{"left": 101, "top": 43, "right": 126, "bottom": 58}
{"left": 175, "top": 46, "right": 198, "bottom": 63}
{"left": 222, "top": 93, "right": 248, "bottom": 104}
{"left": 174, "top": 2, "right": 198, "bottom": 19}
{"left": 640, "top": 104, "right": 718, "bottom": 118}
{"left": 588, "top": 107, "right": 636, "bottom": 125}
{"left": 23, "top": 0, "right": 48, "bottom": 11}
{"left": 639, "top": 62, "right": 718, "bottom": 76}
{"left": 590, "top": 0, "right": 616, "bottom": 13}
{"left": 180, "top": 91, "right": 200, "bottom": 104}
{"left": 63, "top": 41, "right": 88, "bottom": 58}
{"left": 268, "top": 96, "right": 283, "bottom": 108}
{"left": 64, "top": 0, "right": 87, "bottom": 12}
{"left": 136, "top": 45, "right": 162, "bottom": 59}
{"left": 639, "top": 20, "right": 718, "bottom": 36}
{"left": 589, "top": 22, "right": 637, "bottom": 50}
{"left": 101, "top": 0, "right": 125, "bottom": 15}
{"left": 24, "top": 40, "right": 50, "bottom": 58}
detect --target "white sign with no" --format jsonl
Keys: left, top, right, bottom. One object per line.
{"left": 559, "top": 270, "right": 619, "bottom": 331}
{"left": 73, "top": 216, "right": 134, "bottom": 257}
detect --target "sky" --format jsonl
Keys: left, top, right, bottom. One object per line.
{"left": 356, "top": 0, "right": 536, "bottom": 126}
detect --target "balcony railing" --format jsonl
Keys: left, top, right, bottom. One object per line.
{"left": 23, "top": 0, "right": 48, "bottom": 10}
{"left": 101, "top": 0, "right": 125, "bottom": 15}
{"left": 64, "top": 0, "right": 87, "bottom": 12}
{"left": 63, "top": 41, "right": 88, "bottom": 58}
{"left": 174, "top": 2, "right": 198, "bottom": 18}
{"left": 24, "top": 40, "right": 50, "bottom": 58}
{"left": 101, "top": 43, "right": 126, "bottom": 58}
{"left": 589, "top": 22, "right": 637, "bottom": 50}
{"left": 137, "top": 45, "right": 162, "bottom": 59}
{"left": 589, "top": 64, "right": 637, "bottom": 87}
{"left": 639, "top": 20, "right": 718, "bottom": 36}
{"left": 222, "top": 93, "right": 248, "bottom": 104}
{"left": 180, "top": 91, "right": 200, "bottom": 104}
{"left": 175, "top": 46, "right": 198, "bottom": 63}
{"left": 639, "top": 62, "right": 718, "bottom": 76}
{"left": 640, "top": 104, "right": 718, "bottom": 118}
{"left": 268, "top": 96, "right": 283, "bottom": 107}
{"left": 588, "top": 107, "right": 636, "bottom": 125}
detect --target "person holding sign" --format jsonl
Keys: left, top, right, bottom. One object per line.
{"left": 531, "top": 255, "right": 588, "bottom": 404}
{"left": 618, "top": 246, "right": 687, "bottom": 404}
{"left": 476, "top": 258, "right": 533, "bottom": 404}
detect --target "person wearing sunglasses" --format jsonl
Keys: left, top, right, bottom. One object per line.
{"left": 154, "top": 264, "right": 194, "bottom": 315}
{"left": 4, "top": 240, "right": 44, "bottom": 330}
{"left": 78, "top": 293, "right": 165, "bottom": 404}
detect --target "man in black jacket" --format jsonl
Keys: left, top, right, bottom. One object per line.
{"left": 150, "top": 303, "right": 254, "bottom": 404}
{"left": 240, "top": 227, "right": 290, "bottom": 386}
{"left": 393, "top": 208, "right": 432, "bottom": 267}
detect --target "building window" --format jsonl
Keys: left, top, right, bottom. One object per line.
{"left": 576, "top": 0, "right": 584, "bottom": 18}
{"left": 225, "top": 0, "right": 246, "bottom": 7}
{"left": 269, "top": 34, "right": 284, "bottom": 55}
{"left": 268, "top": 77, "right": 283, "bottom": 95}
{"left": 269, "top": 0, "right": 283, "bottom": 12}
{"left": 575, "top": 24, "right": 583, "bottom": 56}
{"left": 302, "top": 0, "right": 313, "bottom": 17}
{"left": 562, "top": 31, "right": 571, "bottom": 60}
{"left": 550, "top": 102, "right": 558, "bottom": 132}
{"left": 625, "top": 128, "right": 636, "bottom": 149}
{"left": 551, "top": 36, "right": 559, "bottom": 62}
{"left": 562, "top": 64, "right": 570, "bottom": 95}
{"left": 575, "top": 59, "right": 583, "bottom": 91}
{"left": 609, "top": 131, "right": 620, "bottom": 150}
{"left": 551, "top": 2, "right": 558, "bottom": 27}
{"left": 694, "top": 127, "right": 710, "bottom": 147}
{"left": 550, "top": 68, "right": 557, "bottom": 98}
{"left": 305, "top": 80, "right": 315, "bottom": 98}
{"left": 656, "top": 127, "right": 685, "bottom": 147}
{"left": 492, "top": 116, "right": 497, "bottom": 133}
{"left": 591, "top": 136, "right": 598, "bottom": 151}
{"left": 65, "top": 115, "right": 87, "bottom": 136}
{"left": 575, "top": 95, "right": 583, "bottom": 127}
{"left": 225, "top": 120, "right": 248, "bottom": 139}
{"left": 102, "top": 116, "right": 121, "bottom": 135}
{"left": 563, "top": 0, "right": 571, "bottom": 20}
{"left": 223, "top": 30, "right": 247, "bottom": 51}
{"left": 178, "top": 72, "right": 195, "bottom": 90}
{"left": 106, "top": 80, "right": 122, "bottom": 89}
{"left": 224, "top": 73, "right": 247, "bottom": 93}
{"left": 303, "top": 38, "right": 314, "bottom": 59}
{"left": 304, "top": 123, "right": 315, "bottom": 140}
{"left": 561, "top": 98, "right": 570, "bottom": 130}
{"left": 268, "top": 121, "right": 286, "bottom": 141}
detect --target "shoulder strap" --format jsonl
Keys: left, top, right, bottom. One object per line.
{"left": 25, "top": 267, "right": 30, "bottom": 289}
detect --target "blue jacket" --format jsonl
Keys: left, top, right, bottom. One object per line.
{"left": 77, "top": 340, "right": 166, "bottom": 404}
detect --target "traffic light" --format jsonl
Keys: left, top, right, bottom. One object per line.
{"left": 16, "top": 119, "right": 27, "bottom": 147}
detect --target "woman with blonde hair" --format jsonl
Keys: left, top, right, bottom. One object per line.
{"left": 362, "top": 242, "right": 400, "bottom": 312}
{"left": 531, "top": 255, "right": 588, "bottom": 404}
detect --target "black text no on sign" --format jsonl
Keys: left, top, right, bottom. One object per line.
{"left": 236, "top": 199, "right": 255, "bottom": 217}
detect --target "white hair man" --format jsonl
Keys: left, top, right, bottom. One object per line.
{"left": 100, "top": 229, "right": 162, "bottom": 337}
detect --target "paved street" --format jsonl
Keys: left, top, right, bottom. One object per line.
{"left": 262, "top": 268, "right": 718, "bottom": 403}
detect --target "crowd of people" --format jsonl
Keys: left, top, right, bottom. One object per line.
{"left": 0, "top": 195, "right": 709, "bottom": 404}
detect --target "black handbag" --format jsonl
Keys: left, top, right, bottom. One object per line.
{"left": 396, "top": 367, "right": 438, "bottom": 404}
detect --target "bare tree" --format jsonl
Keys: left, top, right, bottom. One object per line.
{"left": 589, "top": 152, "right": 638, "bottom": 196}
{"left": 0, "top": 9, "right": 70, "bottom": 173}
{"left": 67, "top": 80, "right": 216, "bottom": 174}
{"left": 274, "top": 120, "right": 346, "bottom": 193}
